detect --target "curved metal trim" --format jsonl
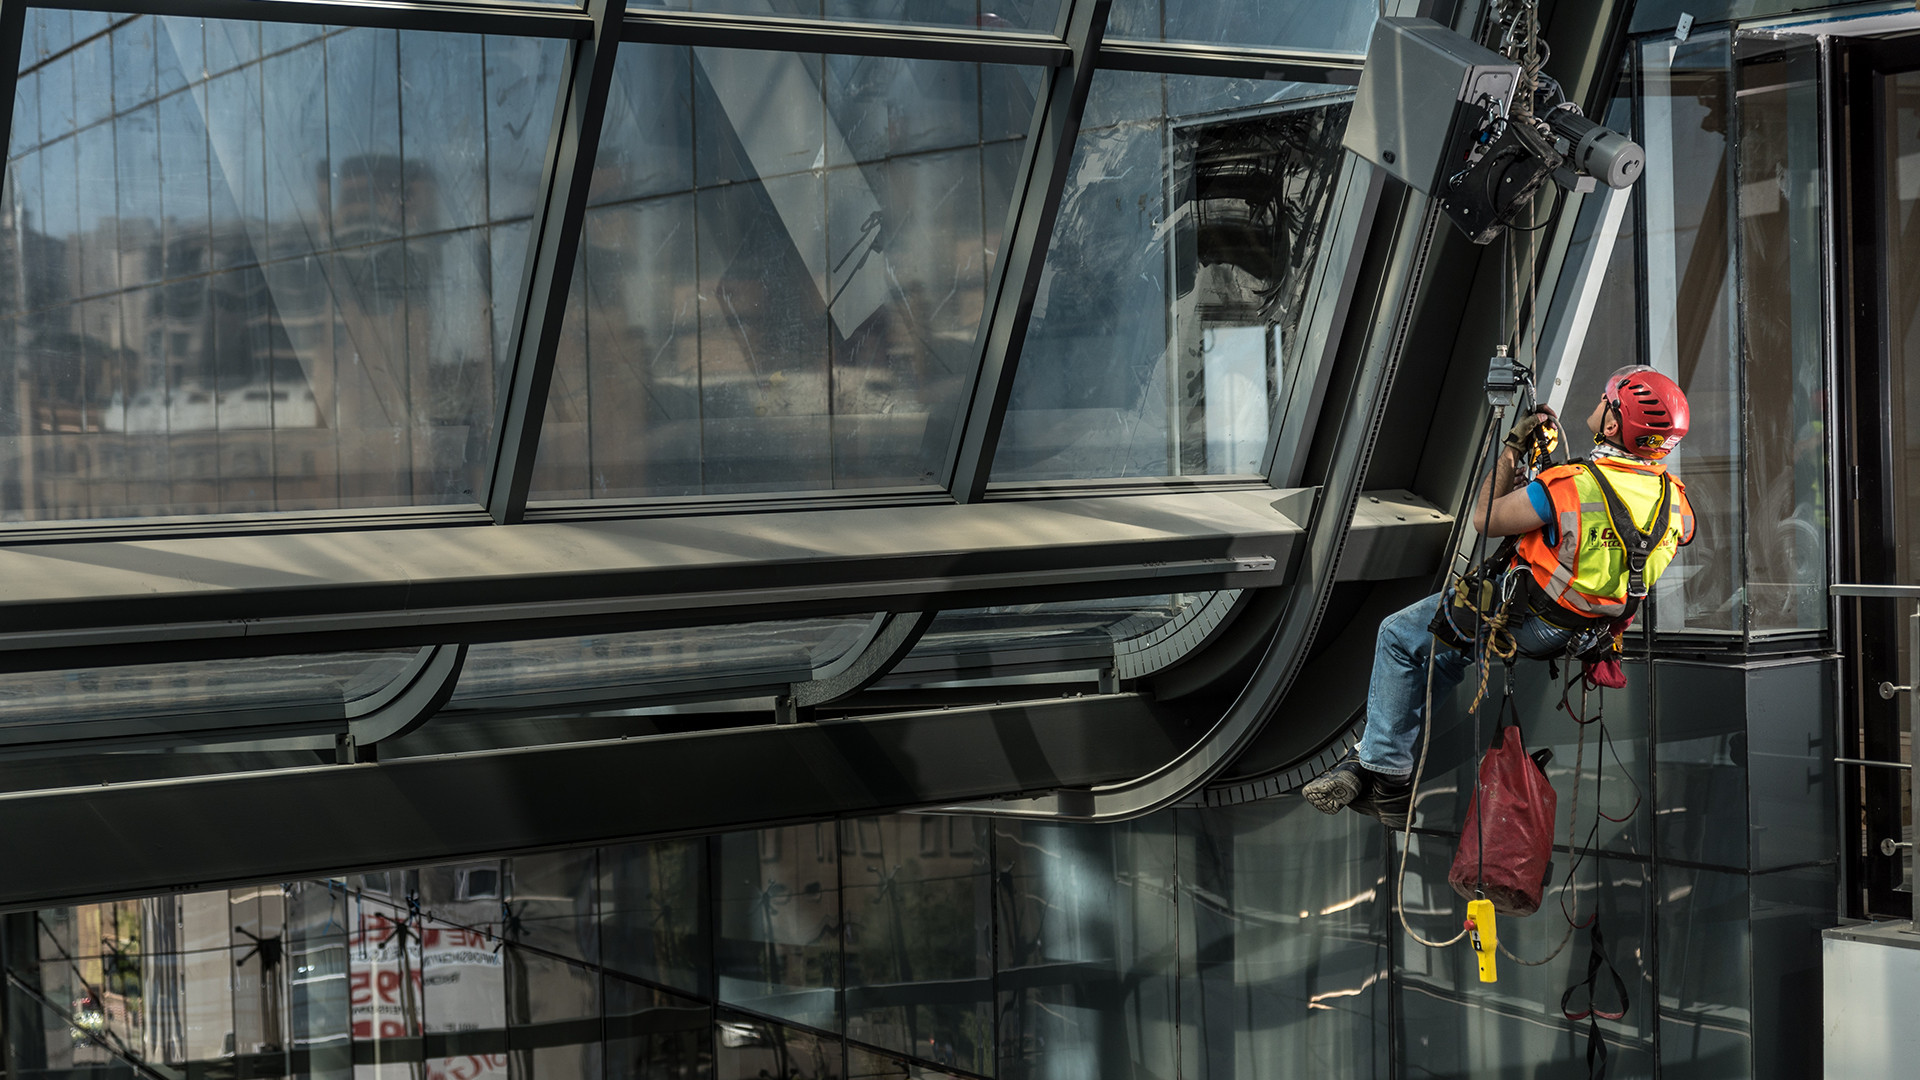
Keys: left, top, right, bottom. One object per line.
{"left": 944, "top": 181, "right": 1436, "bottom": 822}
{"left": 346, "top": 644, "right": 469, "bottom": 751}
{"left": 1202, "top": 713, "right": 1365, "bottom": 805}
{"left": 1112, "top": 590, "right": 1246, "bottom": 680}
{"left": 791, "top": 612, "right": 935, "bottom": 707}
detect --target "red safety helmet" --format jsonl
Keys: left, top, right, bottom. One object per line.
{"left": 1602, "top": 365, "right": 1689, "bottom": 460}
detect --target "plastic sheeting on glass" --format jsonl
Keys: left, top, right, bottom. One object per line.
{"left": 449, "top": 615, "right": 880, "bottom": 706}
{"left": 889, "top": 593, "right": 1217, "bottom": 682}
{"left": 0, "top": 649, "right": 418, "bottom": 732}
{"left": 991, "top": 73, "right": 1353, "bottom": 484}
{"left": 1107, "top": 0, "right": 1376, "bottom": 55}
{"left": 528, "top": 45, "right": 1039, "bottom": 502}
{"left": 0, "top": 13, "right": 567, "bottom": 521}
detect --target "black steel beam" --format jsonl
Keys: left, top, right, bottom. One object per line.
{"left": 28, "top": 0, "right": 591, "bottom": 38}
{"left": 944, "top": 0, "right": 1110, "bottom": 503}
{"left": 623, "top": 10, "right": 1068, "bottom": 66}
{"left": 0, "top": 693, "right": 1191, "bottom": 910}
{"left": 0, "top": 489, "right": 1305, "bottom": 670}
{"left": 1094, "top": 41, "right": 1362, "bottom": 84}
{"left": 485, "top": 0, "right": 625, "bottom": 525}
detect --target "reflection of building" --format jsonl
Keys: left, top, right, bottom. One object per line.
{"left": 0, "top": 45, "right": 497, "bottom": 519}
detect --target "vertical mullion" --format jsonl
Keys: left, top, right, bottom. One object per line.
{"left": 483, "top": 0, "right": 623, "bottom": 524}
{"left": 943, "top": 0, "right": 1111, "bottom": 503}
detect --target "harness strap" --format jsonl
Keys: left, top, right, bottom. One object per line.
{"left": 1560, "top": 920, "right": 1631, "bottom": 1080}
{"left": 1577, "top": 461, "right": 1672, "bottom": 624}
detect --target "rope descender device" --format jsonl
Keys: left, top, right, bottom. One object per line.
{"left": 1466, "top": 898, "right": 1500, "bottom": 982}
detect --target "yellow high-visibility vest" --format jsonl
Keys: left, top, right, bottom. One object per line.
{"left": 1514, "top": 456, "right": 1696, "bottom": 621}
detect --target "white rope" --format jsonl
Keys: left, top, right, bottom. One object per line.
{"left": 1396, "top": 636, "right": 1469, "bottom": 949}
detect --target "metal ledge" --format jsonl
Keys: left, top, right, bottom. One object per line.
{"left": 1336, "top": 489, "right": 1453, "bottom": 581}
{"left": 0, "top": 692, "right": 1188, "bottom": 910}
{"left": 0, "top": 490, "right": 1305, "bottom": 671}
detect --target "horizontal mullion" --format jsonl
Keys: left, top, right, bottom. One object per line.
{"left": 28, "top": 0, "right": 595, "bottom": 39}
{"left": 1094, "top": 40, "right": 1364, "bottom": 84}
{"left": 0, "top": 504, "right": 495, "bottom": 546}
{"left": 623, "top": 9, "right": 1069, "bottom": 65}
{"left": 523, "top": 486, "right": 955, "bottom": 521}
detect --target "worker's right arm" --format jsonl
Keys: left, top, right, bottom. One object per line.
{"left": 1470, "top": 446, "right": 1549, "bottom": 536}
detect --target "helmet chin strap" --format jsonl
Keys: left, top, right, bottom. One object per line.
{"left": 1592, "top": 401, "right": 1628, "bottom": 453}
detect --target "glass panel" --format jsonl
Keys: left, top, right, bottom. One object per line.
{"left": 506, "top": 850, "right": 600, "bottom": 966}
{"left": 287, "top": 882, "right": 353, "bottom": 1080}
{"left": 505, "top": 952, "right": 602, "bottom": 1080}
{"left": 1879, "top": 65, "right": 1920, "bottom": 897}
{"left": 992, "top": 73, "right": 1352, "bottom": 484}
{"left": 842, "top": 816, "right": 991, "bottom": 1075}
{"left": 715, "top": 826, "right": 840, "bottom": 1031}
{"left": 0, "top": 15, "right": 566, "bottom": 521}
{"left": 1396, "top": 849, "right": 1655, "bottom": 1075}
{"left": 0, "top": 650, "right": 416, "bottom": 733}
{"left": 1177, "top": 801, "right": 1388, "bottom": 1078}
{"left": 1735, "top": 39, "right": 1826, "bottom": 633}
{"left": 529, "top": 46, "right": 1038, "bottom": 501}
{"left": 410, "top": 863, "right": 511, "bottom": 1079}
{"left": 1638, "top": 33, "right": 1743, "bottom": 634}
{"left": 601, "top": 839, "right": 710, "bottom": 996}
{"left": 713, "top": 1011, "right": 841, "bottom": 1080}
{"left": 993, "top": 815, "right": 1177, "bottom": 1080}
{"left": 654, "top": 0, "right": 1061, "bottom": 33}
{"left": 449, "top": 617, "right": 880, "bottom": 706}
{"left": 605, "top": 977, "right": 713, "bottom": 1080}
{"left": 345, "top": 877, "right": 426, "bottom": 1072}
{"left": 892, "top": 593, "right": 1220, "bottom": 682}
{"left": 1107, "top": 0, "right": 1375, "bottom": 55}
{"left": 847, "top": 1044, "right": 966, "bottom": 1079}
{"left": 1657, "top": 863, "right": 1753, "bottom": 1075}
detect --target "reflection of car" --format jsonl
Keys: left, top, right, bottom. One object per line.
{"left": 717, "top": 1019, "right": 769, "bottom": 1048}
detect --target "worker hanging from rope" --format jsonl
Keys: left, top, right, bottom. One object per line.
{"left": 1302, "top": 364, "right": 1696, "bottom": 829}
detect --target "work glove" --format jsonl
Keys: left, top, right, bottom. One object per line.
{"left": 1504, "top": 404, "right": 1560, "bottom": 458}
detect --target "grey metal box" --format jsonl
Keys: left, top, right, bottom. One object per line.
{"left": 1341, "top": 17, "right": 1522, "bottom": 196}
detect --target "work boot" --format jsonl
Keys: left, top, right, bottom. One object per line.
{"left": 1302, "top": 754, "right": 1370, "bottom": 815}
{"left": 1302, "top": 753, "right": 1414, "bottom": 830}
{"left": 1351, "top": 772, "right": 1413, "bottom": 831}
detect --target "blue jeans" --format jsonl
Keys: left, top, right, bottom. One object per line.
{"left": 1354, "top": 592, "right": 1576, "bottom": 777}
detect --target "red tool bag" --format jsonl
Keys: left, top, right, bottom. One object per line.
{"left": 1449, "top": 716, "right": 1558, "bottom": 917}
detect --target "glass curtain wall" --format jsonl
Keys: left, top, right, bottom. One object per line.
{"left": 1544, "top": 33, "right": 1828, "bottom": 641}
{"left": 0, "top": 802, "right": 1388, "bottom": 1080}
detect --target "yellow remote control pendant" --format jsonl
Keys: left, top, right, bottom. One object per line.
{"left": 1466, "top": 898, "right": 1498, "bottom": 983}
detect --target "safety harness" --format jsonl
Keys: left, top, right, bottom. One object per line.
{"left": 1577, "top": 459, "right": 1673, "bottom": 624}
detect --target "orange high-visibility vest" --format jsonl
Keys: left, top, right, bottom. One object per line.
{"left": 1513, "top": 455, "right": 1696, "bottom": 621}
